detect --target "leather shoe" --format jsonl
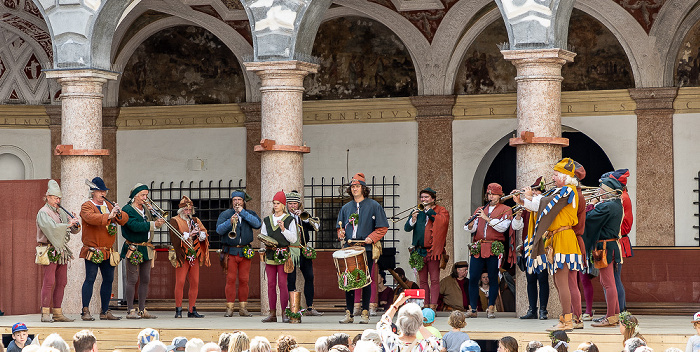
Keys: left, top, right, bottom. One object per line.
{"left": 304, "top": 307, "right": 324, "bottom": 316}
{"left": 188, "top": 307, "right": 204, "bottom": 318}
{"left": 174, "top": 307, "right": 183, "bottom": 318}
{"left": 520, "top": 308, "right": 537, "bottom": 319}
{"left": 539, "top": 308, "right": 549, "bottom": 320}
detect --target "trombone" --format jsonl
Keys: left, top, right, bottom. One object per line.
{"left": 585, "top": 189, "right": 622, "bottom": 205}
{"left": 391, "top": 202, "right": 434, "bottom": 224}
{"left": 143, "top": 197, "right": 194, "bottom": 250}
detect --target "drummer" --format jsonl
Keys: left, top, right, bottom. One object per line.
{"left": 336, "top": 173, "right": 389, "bottom": 324}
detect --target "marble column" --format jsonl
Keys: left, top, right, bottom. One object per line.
{"left": 46, "top": 105, "right": 62, "bottom": 179}
{"left": 45, "top": 69, "right": 119, "bottom": 314}
{"left": 244, "top": 60, "right": 318, "bottom": 314}
{"left": 629, "top": 87, "right": 678, "bottom": 246}
{"left": 410, "top": 95, "right": 456, "bottom": 273}
{"left": 502, "top": 48, "right": 575, "bottom": 318}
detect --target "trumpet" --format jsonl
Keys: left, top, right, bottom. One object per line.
{"left": 228, "top": 213, "right": 238, "bottom": 239}
{"left": 143, "top": 197, "right": 194, "bottom": 250}
{"left": 500, "top": 180, "right": 556, "bottom": 202}
{"left": 299, "top": 211, "right": 310, "bottom": 221}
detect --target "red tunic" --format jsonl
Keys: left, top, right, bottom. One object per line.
{"left": 424, "top": 204, "right": 450, "bottom": 260}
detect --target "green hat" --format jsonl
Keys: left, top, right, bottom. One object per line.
{"left": 129, "top": 183, "right": 149, "bottom": 199}
{"left": 600, "top": 177, "right": 623, "bottom": 192}
{"left": 46, "top": 179, "right": 62, "bottom": 197}
{"left": 420, "top": 187, "right": 437, "bottom": 198}
{"left": 286, "top": 190, "right": 301, "bottom": 203}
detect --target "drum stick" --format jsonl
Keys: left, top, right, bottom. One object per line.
{"left": 338, "top": 221, "right": 346, "bottom": 246}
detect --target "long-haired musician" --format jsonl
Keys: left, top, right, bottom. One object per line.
{"left": 336, "top": 173, "right": 389, "bottom": 324}
{"left": 215, "top": 190, "right": 262, "bottom": 317}
{"left": 169, "top": 196, "right": 210, "bottom": 318}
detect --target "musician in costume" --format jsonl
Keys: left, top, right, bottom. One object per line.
{"left": 606, "top": 169, "right": 632, "bottom": 313}
{"left": 36, "top": 179, "right": 80, "bottom": 323}
{"left": 79, "top": 177, "right": 128, "bottom": 321}
{"left": 464, "top": 183, "right": 513, "bottom": 319}
{"left": 585, "top": 177, "right": 624, "bottom": 327}
{"left": 169, "top": 196, "right": 210, "bottom": 318}
{"left": 120, "top": 183, "right": 165, "bottom": 319}
{"left": 336, "top": 173, "right": 389, "bottom": 324}
{"left": 523, "top": 158, "right": 583, "bottom": 331}
{"left": 285, "top": 190, "right": 324, "bottom": 316}
{"left": 569, "top": 161, "right": 587, "bottom": 328}
{"left": 260, "top": 191, "right": 297, "bottom": 323}
{"left": 403, "top": 187, "right": 449, "bottom": 310}
{"left": 216, "top": 189, "right": 262, "bottom": 317}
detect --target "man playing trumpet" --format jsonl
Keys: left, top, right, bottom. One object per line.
{"left": 403, "top": 187, "right": 449, "bottom": 310}
{"left": 169, "top": 196, "right": 210, "bottom": 318}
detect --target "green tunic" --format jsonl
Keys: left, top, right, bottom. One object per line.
{"left": 263, "top": 214, "right": 293, "bottom": 264}
{"left": 583, "top": 199, "right": 623, "bottom": 264}
{"left": 120, "top": 203, "right": 156, "bottom": 261}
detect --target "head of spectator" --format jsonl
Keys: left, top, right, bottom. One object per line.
{"left": 422, "top": 308, "right": 436, "bottom": 328}
{"left": 276, "top": 336, "right": 298, "bottom": 352}
{"left": 228, "top": 332, "right": 249, "bottom": 352}
{"left": 448, "top": 310, "right": 467, "bottom": 330}
{"left": 328, "top": 346, "right": 350, "bottom": 352}
{"left": 535, "top": 348, "right": 557, "bottom": 352}
{"left": 353, "top": 341, "right": 379, "bottom": 352}
{"left": 327, "top": 334, "right": 350, "bottom": 349}
{"left": 11, "top": 323, "right": 30, "bottom": 349}
{"left": 23, "top": 346, "right": 41, "bottom": 352}
{"left": 290, "top": 348, "right": 310, "bottom": 352}
{"left": 201, "top": 342, "right": 221, "bottom": 352}
{"left": 360, "top": 330, "right": 381, "bottom": 347}
{"left": 498, "top": 336, "right": 517, "bottom": 352}
{"left": 138, "top": 329, "right": 160, "bottom": 350}
{"left": 526, "top": 341, "right": 543, "bottom": 352}
{"left": 42, "top": 334, "right": 70, "bottom": 352}
{"left": 351, "top": 335, "right": 362, "bottom": 352}
{"left": 73, "top": 330, "right": 98, "bottom": 352}
{"left": 250, "top": 337, "right": 271, "bottom": 352}
{"left": 576, "top": 342, "right": 598, "bottom": 352}
{"left": 396, "top": 302, "right": 423, "bottom": 337}
{"left": 314, "top": 337, "right": 329, "bottom": 352}
{"left": 478, "top": 272, "right": 489, "bottom": 289}
{"left": 394, "top": 268, "right": 409, "bottom": 282}
{"left": 633, "top": 347, "right": 653, "bottom": 352}
{"left": 620, "top": 312, "right": 645, "bottom": 347}
{"left": 451, "top": 262, "right": 468, "bottom": 280}
{"left": 693, "top": 311, "right": 700, "bottom": 335}
{"left": 459, "top": 340, "right": 481, "bottom": 352}
{"left": 167, "top": 337, "right": 188, "bottom": 352}
{"left": 623, "top": 337, "right": 646, "bottom": 352}
{"left": 185, "top": 339, "right": 204, "bottom": 352}
{"left": 142, "top": 341, "right": 167, "bottom": 352}
{"left": 549, "top": 331, "right": 569, "bottom": 352}
{"left": 218, "top": 333, "right": 232, "bottom": 352}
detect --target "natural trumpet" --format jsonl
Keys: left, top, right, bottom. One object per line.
{"left": 228, "top": 213, "right": 238, "bottom": 239}
{"left": 391, "top": 202, "right": 434, "bottom": 223}
{"left": 500, "top": 180, "right": 556, "bottom": 201}
{"left": 299, "top": 211, "right": 310, "bottom": 221}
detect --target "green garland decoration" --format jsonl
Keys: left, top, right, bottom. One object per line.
{"left": 548, "top": 331, "right": 570, "bottom": 345}
{"left": 619, "top": 311, "right": 636, "bottom": 329}
{"left": 48, "top": 246, "right": 61, "bottom": 263}
{"left": 302, "top": 246, "right": 317, "bottom": 260}
{"left": 409, "top": 250, "right": 425, "bottom": 271}
{"left": 89, "top": 249, "right": 105, "bottom": 264}
{"left": 129, "top": 250, "right": 144, "bottom": 266}
{"left": 491, "top": 240, "right": 505, "bottom": 256}
{"left": 469, "top": 240, "right": 482, "bottom": 257}
{"left": 242, "top": 245, "right": 255, "bottom": 259}
{"left": 349, "top": 213, "right": 359, "bottom": 226}
{"left": 338, "top": 269, "right": 368, "bottom": 291}
{"left": 107, "top": 224, "right": 117, "bottom": 237}
{"left": 284, "top": 308, "right": 302, "bottom": 319}
{"left": 271, "top": 247, "right": 290, "bottom": 264}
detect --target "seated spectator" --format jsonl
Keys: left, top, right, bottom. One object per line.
{"left": 535, "top": 348, "right": 557, "bottom": 352}
{"left": 525, "top": 342, "right": 542, "bottom": 352}
{"left": 186, "top": 339, "right": 204, "bottom": 352}
{"left": 42, "top": 334, "right": 70, "bottom": 352}
{"left": 575, "top": 342, "right": 598, "bottom": 352}
{"left": 687, "top": 311, "right": 700, "bottom": 352}
{"left": 417, "top": 308, "right": 441, "bottom": 340}
{"left": 138, "top": 329, "right": 160, "bottom": 351}
{"left": 633, "top": 347, "right": 653, "bottom": 352}
{"left": 549, "top": 331, "right": 569, "bottom": 352}
{"left": 360, "top": 331, "right": 381, "bottom": 349}
{"left": 73, "top": 330, "right": 97, "bottom": 352}
{"left": 393, "top": 268, "right": 420, "bottom": 300}
{"left": 168, "top": 337, "right": 188, "bottom": 352}
{"left": 498, "top": 336, "right": 517, "bottom": 352}
{"left": 438, "top": 262, "right": 469, "bottom": 311}
{"left": 623, "top": 338, "right": 646, "bottom": 352}
{"left": 459, "top": 340, "right": 480, "bottom": 352}
{"left": 354, "top": 341, "right": 380, "bottom": 352}
{"left": 291, "top": 348, "right": 310, "bottom": 352}
{"left": 277, "top": 336, "right": 298, "bottom": 352}
{"left": 377, "top": 271, "right": 394, "bottom": 312}
{"left": 7, "top": 323, "right": 32, "bottom": 352}
{"left": 329, "top": 346, "right": 350, "bottom": 352}
{"left": 250, "top": 337, "right": 272, "bottom": 352}
{"left": 377, "top": 292, "right": 441, "bottom": 352}
{"left": 229, "top": 332, "right": 249, "bottom": 352}
{"left": 441, "top": 311, "right": 470, "bottom": 352}
{"left": 327, "top": 334, "right": 350, "bottom": 350}
{"left": 620, "top": 313, "right": 646, "bottom": 348}
{"left": 142, "top": 341, "right": 168, "bottom": 352}
{"left": 201, "top": 343, "right": 222, "bottom": 352}
{"left": 315, "top": 337, "right": 329, "bottom": 352}
{"left": 218, "top": 333, "right": 232, "bottom": 352}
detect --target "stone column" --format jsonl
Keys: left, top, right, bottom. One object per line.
{"left": 410, "top": 95, "right": 455, "bottom": 273}
{"left": 629, "top": 87, "right": 678, "bottom": 246}
{"left": 45, "top": 69, "right": 119, "bottom": 314}
{"left": 244, "top": 61, "right": 318, "bottom": 314}
{"left": 502, "top": 48, "right": 575, "bottom": 318}
{"left": 46, "top": 106, "right": 62, "bottom": 179}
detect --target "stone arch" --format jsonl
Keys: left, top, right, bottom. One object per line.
{"left": 304, "top": 14, "right": 418, "bottom": 100}
{"left": 651, "top": 0, "right": 698, "bottom": 86}
{"left": 118, "top": 24, "right": 247, "bottom": 106}
{"left": 664, "top": 4, "right": 700, "bottom": 87}
{"left": 0, "top": 145, "right": 34, "bottom": 179}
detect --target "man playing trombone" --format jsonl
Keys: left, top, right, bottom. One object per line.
{"left": 403, "top": 187, "right": 449, "bottom": 310}
{"left": 169, "top": 196, "right": 210, "bottom": 318}
{"left": 121, "top": 183, "right": 165, "bottom": 319}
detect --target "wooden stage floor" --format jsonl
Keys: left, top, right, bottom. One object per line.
{"left": 0, "top": 311, "right": 694, "bottom": 352}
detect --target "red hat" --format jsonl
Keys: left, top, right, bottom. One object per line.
{"left": 350, "top": 173, "right": 366, "bottom": 186}
{"left": 486, "top": 183, "right": 503, "bottom": 195}
{"left": 610, "top": 169, "right": 629, "bottom": 186}
{"left": 573, "top": 160, "right": 586, "bottom": 181}
{"left": 273, "top": 191, "right": 286, "bottom": 204}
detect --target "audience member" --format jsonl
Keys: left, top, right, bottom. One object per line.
{"left": 277, "top": 336, "right": 298, "bottom": 352}
{"left": 624, "top": 337, "right": 647, "bottom": 352}
{"left": 549, "top": 331, "right": 568, "bottom": 352}
{"left": 315, "top": 337, "right": 329, "bottom": 352}
{"left": 354, "top": 341, "right": 379, "bottom": 352}
{"left": 327, "top": 334, "right": 350, "bottom": 349}
{"left": 291, "top": 348, "right": 310, "bottom": 352}
{"left": 229, "top": 332, "right": 249, "bottom": 352}
{"left": 186, "top": 339, "right": 204, "bottom": 352}
{"left": 377, "top": 271, "right": 394, "bottom": 312}
{"left": 459, "top": 341, "right": 480, "bottom": 352}
{"left": 201, "top": 342, "right": 221, "bottom": 352}
{"left": 250, "top": 337, "right": 272, "bottom": 352}
{"left": 620, "top": 313, "right": 646, "bottom": 347}
{"left": 575, "top": 342, "right": 598, "bottom": 352}
{"left": 438, "top": 262, "right": 469, "bottom": 311}
{"left": 168, "top": 337, "right": 188, "bottom": 352}
{"left": 142, "top": 341, "right": 167, "bottom": 352}
{"left": 687, "top": 311, "right": 700, "bottom": 352}
{"left": 377, "top": 293, "right": 441, "bottom": 352}
{"left": 42, "top": 334, "right": 70, "bottom": 352}
{"left": 417, "top": 308, "right": 441, "bottom": 339}
{"left": 137, "top": 329, "right": 160, "bottom": 351}
{"left": 72, "top": 330, "right": 97, "bottom": 352}
{"left": 7, "top": 323, "right": 32, "bottom": 352}
{"left": 360, "top": 330, "right": 382, "bottom": 348}
{"left": 329, "top": 346, "right": 350, "bottom": 352}
{"left": 498, "top": 336, "right": 517, "bottom": 352}
{"left": 525, "top": 341, "right": 543, "bottom": 352}
{"left": 441, "top": 311, "right": 470, "bottom": 352}
{"left": 218, "top": 333, "right": 232, "bottom": 352}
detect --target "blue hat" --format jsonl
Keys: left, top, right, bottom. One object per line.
{"left": 89, "top": 177, "right": 109, "bottom": 191}
{"left": 230, "top": 189, "right": 252, "bottom": 202}
{"left": 12, "top": 322, "right": 27, "bottom": 334}
{"left": 422, "top": 308, "right": 435, "bottom": 323}
{"left": 600, "top": 177, "right": 623, "bottom": 192}
{"left": 460, "top": 340, "right": 481, "bottom": 352}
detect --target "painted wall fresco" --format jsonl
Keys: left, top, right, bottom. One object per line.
{"left": 119, "top": 26, "right": 246, "bottom": 106}
{"left": 612, "top": 0, "right": 665, "bottom": 34}
{"left": 675, "top": 19, "right": 700, "bottom": 87}
{"left": 304, "top": 17, "right": 417, "bottom": 100}
{"left": 454, "top": 9, "right": 634, "bottom": 94}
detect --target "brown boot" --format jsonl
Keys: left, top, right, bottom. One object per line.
{"left": 591, "top": 314, "right": 619, "bottom": 327}
{"left": 359, "top": 309, "right": 370, "bottom": 324}
{"left": 353, "top": 302, "right": 361, "bottom": 317}
{"left": 41, "top": 307, "right": 53, "bottom": 322}
{"left": 52, "top": 308, "right": 74, "bottom": 322}
{"left": 81, "top": 307, "right": 95, "bottom": 321}
{"left": 487, "top": 305, "right": 496, "bottom": 319}
{"left": 465, "top": 307, "right": 477, "bottom": 318}
{"left": 126, "top": 309, "right": 141, "bottom": 319}
{"left": 262, "top": 309, "right": 277, "bottom": 323}
{"left": 239, "top": 302, "right": 253, "bottom": 317}
{"left": 547, "top": 313, "right": 573, "bottom": 331}
{"left": 304, "top": 307, "right": 324, "bottom": 316}
{"left": 339, "top": 310, "right": 354, "bottom": 324}
{"left": 224, "top": 302, "right": 235, "bottom": 317}
{"left": 100, "top": 310, "right": 121, "bottom": 320}
{"left": 573, "top": 315, "right": 584, "bottom": 329}
{"left": 139, "top": 309, "right": 157, "bottom": 319}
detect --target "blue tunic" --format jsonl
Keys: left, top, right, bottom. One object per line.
{"left": 216, "top": 208, "right": 262, "bottom": 257}
{"left": 336, "top": 198, "right": 389, "bottom": 251}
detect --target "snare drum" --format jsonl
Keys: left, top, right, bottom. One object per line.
{"left": 333, "top": 247, "right": 372, "bottom": 290}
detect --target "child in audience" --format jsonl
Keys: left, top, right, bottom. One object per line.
{"left": 686, "top": 311, "right": 700, "bottom": 352}
{"left": 417, "top": 308, "right": 442, "bottom": 340}
{"left": 7, "top": 323, "right": 32, "bottom": 352}
{"left": 441, "top": 311, "right": 470, "bottom": 352}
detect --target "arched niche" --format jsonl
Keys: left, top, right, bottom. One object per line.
{"left": 118, "top": 25, "right": 246, "bottom": 106}
{"left": 0, "top": 145, "right": 34, "bottom": 180}
{"left": 304, "top": 16, "right": 418, "bottom": 100}
{"left": 674, "top": 18, "right": 700, "bottom": 87}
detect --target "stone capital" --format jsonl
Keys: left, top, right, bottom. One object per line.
{"left": 628, "top": 87, "right": 679, "bottom": 111}
{"left": 410, "top": 95, "right": 456, "bottom": 119}
{"left": 244, "top": 60, "right": 319, "bottom": 76}
{"left": 240, "top": 102, "right": 262, "bottom": 125}
{"left": 45, "top": 68, "right": 120, "bottom": 82}
{"left": 502, "top": 48, "right": 576, "bottom": 65}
